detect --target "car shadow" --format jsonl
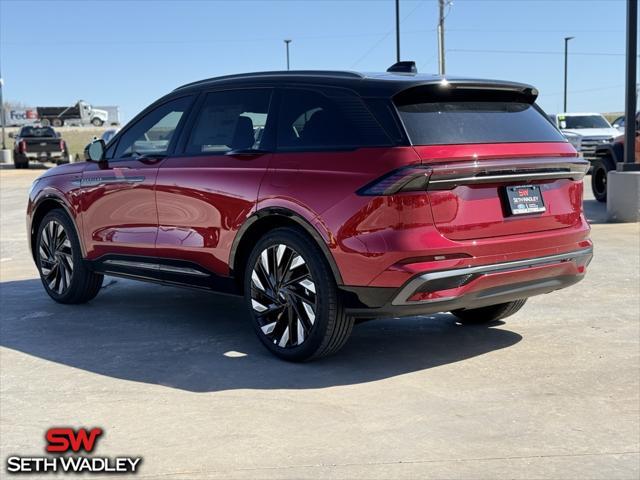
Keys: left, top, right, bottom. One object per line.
{"left": 0, "top": 163, "right": 51, "bottom": 170}
{"left": 0, "top": 278, "right": 522, "bottom": 393}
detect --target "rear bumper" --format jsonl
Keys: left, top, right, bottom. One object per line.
{"left": 341, "top": 247, "right": 593, "bottom": 318}
{"left": 24, "top": 152, "right": 65, "bottom": 160}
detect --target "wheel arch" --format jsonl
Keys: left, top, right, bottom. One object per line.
{"left": 595, "top": 144, "right": 622, "bottom": 164}
{"left": 30, "top": 196, "right": 83, "bottom": 262}
{"left": 230, "top": 208, "right": 343, "bottom": 293}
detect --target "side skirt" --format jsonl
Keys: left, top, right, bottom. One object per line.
{"left": 87, "top": 254, "right": 239, "bottom": 295}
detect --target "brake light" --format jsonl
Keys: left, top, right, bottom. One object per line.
{"left": 59, "top": 139, "right": 65, "bottom": 151}
{"left": 357, "top": 165, "right": 431, "bottom": 196}
{"left": 18, "top": 140, "right": 27, "bottom": 153}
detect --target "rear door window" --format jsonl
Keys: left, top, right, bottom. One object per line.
{"left": 277, "top": 89, "right": 390, "bottom": 151}
{"left": 185, "top": 89, "right": 273, "bottom": 155}
{"left": 396, "top": 99, "right": 565, "bottom": 145}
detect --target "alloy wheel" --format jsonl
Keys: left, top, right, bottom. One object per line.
{"left": 250, "top": 244, "right": 317, "bottom": 348}
{"left": 39, "top": 220, "right": 74, "bottom": 295}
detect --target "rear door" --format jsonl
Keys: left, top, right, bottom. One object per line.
{"left": 80, "top": 95, "right": 194, "bottom": 260}
{"left": 393, "top": 88, "right": 587, "bottom": 241}
{"left": 155, "top": 88, "right": 275, "bottom": 277}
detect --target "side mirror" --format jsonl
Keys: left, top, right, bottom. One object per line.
{"left": 85, "top": 139, "right": 106, "bottom": 162}
{"left": 8, "top": 132, "right": 14, "bottom": 139}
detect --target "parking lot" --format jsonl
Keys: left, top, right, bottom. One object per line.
{"left": 0, "top": 167, "right": 638, "bottom": 479}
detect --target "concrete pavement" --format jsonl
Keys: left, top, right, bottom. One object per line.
{"left": 1, "top": 168, "right": 638, "bottom": 479}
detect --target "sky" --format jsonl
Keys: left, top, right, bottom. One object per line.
{"left": 0, "top": 0, "right": 631, "bottom": 123}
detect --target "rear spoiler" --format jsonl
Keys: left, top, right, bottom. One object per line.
{"left": 394, "top": 80, "right": 539, "bottom": 105}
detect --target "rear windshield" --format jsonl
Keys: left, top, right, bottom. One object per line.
{"left": 20, "top": 127, "right": 56, "bottom": 138}
{"left": 396, "top": 101, "right": 565, "bottom": 145}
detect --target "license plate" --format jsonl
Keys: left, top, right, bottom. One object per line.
{"left": 505, "top": 185, "right": 546, "bottom": 215}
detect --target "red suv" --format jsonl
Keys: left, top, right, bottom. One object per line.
{"left": 27, "top": 65, "right": 593, "bottom": 361}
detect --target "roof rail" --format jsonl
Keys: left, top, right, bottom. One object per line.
{"left": 174, "top": 70, "right": 365, "bottom": 91}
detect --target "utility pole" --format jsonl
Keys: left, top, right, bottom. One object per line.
{"left": 622, "top": 0, "right": 637, "bottom": 169}
{"left": 395, "top": 0, "right": 400, "bottom": 62}
{"left": 437, "top": 0, "right": 446, "bottom": 75}
{"left": 284, "top": 39, "right": 292, "bottom": 71}
{"left": 563, "top": 36, "right": 574, "bottom": 112}
{"left": 0, "top": 75, "right": 5, "bottom": 150}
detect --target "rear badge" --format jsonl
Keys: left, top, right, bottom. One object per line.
{"left": 505, "top": 185, "right": 546, "bottom": 215}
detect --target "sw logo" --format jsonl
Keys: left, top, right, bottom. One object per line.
{"left": 5, "top": 427, "right": 142, "bottom": 475}
{"left": 46, "top": 427, "right": 103, "bottom": 453}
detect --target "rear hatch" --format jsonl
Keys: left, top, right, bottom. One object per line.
{"left": 393, "top": 83, "right": 588, "bottom": 241}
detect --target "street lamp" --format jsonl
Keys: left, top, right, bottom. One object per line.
{"left": 0, "top": 76, "right": 5, "bottom": 150}
{"left": 284, "top": 39, "right": 292, "bottom": 71}
{"left": 563, "top": 36, "right": 574, "bottom": 112}
{"left": 395, "top": 0, "right": 400, "bottom": 62}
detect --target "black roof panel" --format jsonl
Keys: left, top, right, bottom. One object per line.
{"left": 173, "top": 70, "right": 538, "bottom": 101}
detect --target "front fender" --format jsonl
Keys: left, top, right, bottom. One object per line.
{"left": 29, "top": 184, "right": 85, "bottom": 260}
{"left": 595, "top": 144, "right": 623, "bottom": 163}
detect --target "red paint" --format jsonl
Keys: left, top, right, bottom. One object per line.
{"left": 46, "top": 428, "right": 103, "bottom": 453}
{"left": 27, "top": 141, "right": 590, "bottom": 299}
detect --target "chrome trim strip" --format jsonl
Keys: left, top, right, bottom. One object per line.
{"left": 428, "top": 170, "right": 585, "bottom": 189}
{"left": 425, "top": 157, "right": 590, "bottom": 190}
{"left": 72, "top": 176, "right": 145, "bottom": 187}
{"left": 392, "top": 247, "right": 593, "bottom": 305}
{"left": 103, "top": 259, "right": 209, "bottom": 277}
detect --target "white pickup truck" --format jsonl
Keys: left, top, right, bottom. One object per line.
{"left": 550, "top": 112, "right": 620, "bottom": 161}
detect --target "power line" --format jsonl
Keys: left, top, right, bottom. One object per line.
{"left": 351, "top": 0, "right": 427, "bottom": 68}
{"left": 4, "top": 30, "right": 436, "bottom": 46}
{"left": 447, "top": 28, "right": 622, "bottom": 33}
{"left": 540, "top": 84, "right": 624, "bottom": 97}
{"left": 449, "top": 48, "right": 627, "bottom": 57}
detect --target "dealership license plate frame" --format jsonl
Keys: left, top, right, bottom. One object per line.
{"left": 505, "top": 184, "right": 546, "bottom": 216}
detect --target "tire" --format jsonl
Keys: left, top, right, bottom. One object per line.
{"left": 91, "top": 118, "right": 104, "bottom": 127}
{"left": 591, "top": 157, "right": 614, "bottom": 202}
{"left": 244, "top": 227, "right": 353, "bottom": 362}
{"left": 36, "top": 210, "right": 103, "bottom": 304}
{"left": 52, "top": 118, "right": 63, "bottom": 127}
{"left": 451, "top": 299, "right": 527, "bottom": 325}
{"left": 13, "top": 154, "right": 28, "bottom": 169}
{"left": 41, "top": 119, "right": 51, "bottom": 127}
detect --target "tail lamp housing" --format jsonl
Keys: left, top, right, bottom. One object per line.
{"left": 357, "top": 165, "right": 431, "bottom": 196}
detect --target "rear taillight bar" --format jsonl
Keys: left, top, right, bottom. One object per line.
{"left": 426, "top": 157, "right": 590, "bottom": 191}
{"left": 357, "top": 157, "right": 589, "bottom": 196}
